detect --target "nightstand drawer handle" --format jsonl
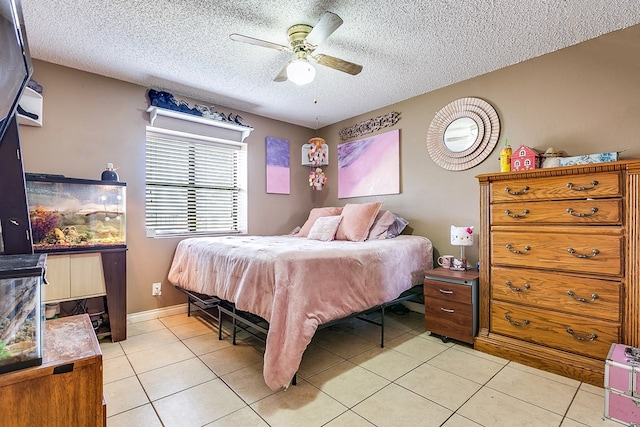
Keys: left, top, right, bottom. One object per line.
{"left": 440, "top": 307, "right": 455, "bottom": 313}
{"left": 504, "top": 209, "right": 529, "bottom": 219}
{"left": 566, "top": 327, "right": 598, "bottom": 342}
{"left": 566, "top": 207, "right": 598, "bottom": 217}
{"left": 567, "top": 248, "right": 599, "bottom": 258}
{"left": 438, "top": 289, "right": 454, "bottom": 295}
{"left": 505, "top": 313, "right": 529, "bottom": 327}
{"left": 566, "top": 180, "right": 598, "bottom": 191}
{"left": 505, "top": 186, "right": 530, "bottom": 195}
{"left": 505, "top": 244, "right": 530, "bottom": 254}
{"left": 566, "top": 290, "right": 599, "bottom": 303}
{"left": 506, "top": 281, "right": 530, "bottom": 292}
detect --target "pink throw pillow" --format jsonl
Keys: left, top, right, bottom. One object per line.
{"left": 367, "top": 210, "right": 397, "bottom": 240}
{"left": 335, "top": 202, "right": 383, "bottom": 242}
{"left": 296, "top": 207, "right": 343, "bottom": 237}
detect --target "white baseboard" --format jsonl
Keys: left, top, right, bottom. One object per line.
{"left": 127, "top": 303, "right": 188, "bottom": 324}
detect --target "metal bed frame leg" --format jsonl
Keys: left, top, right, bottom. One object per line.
{"left": 232, "top": 305, "right": 238, "bottom": 345}
{"left": 217, "top": 305, "right": 223, "bottom": 340}
{"left": 380, "top": 305, "right": 385, "bottom": 348}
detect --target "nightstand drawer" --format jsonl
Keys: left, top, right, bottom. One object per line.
{"left": 425, "top": 299, "right": 473, "bottom": 344}
{"left": 424, "top": 279, "right": 471, "bottom": 305}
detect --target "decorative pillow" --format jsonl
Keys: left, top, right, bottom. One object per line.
{"left": 296, "top": 207, "right": 343, "bottom": 237}
{"left": 386, "top": 213, "right": 409, "bottom": 238}
{"left": 307, "top": 215, "right": 343, "bottom": 241}
{"left": 367, "top": 210, "right": 397, "bottom": 240}
{"left": 335, "top": 202, "right": 383, "bottom": 242}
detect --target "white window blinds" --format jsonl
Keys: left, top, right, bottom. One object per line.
{"left": 145, "top": 129, "right": 247, "bottom": 237}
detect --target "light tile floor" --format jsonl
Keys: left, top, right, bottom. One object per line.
{"left": 100, "top": 310, "right": 622, "bottom": 427}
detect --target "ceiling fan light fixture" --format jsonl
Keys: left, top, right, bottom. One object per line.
{"left": 286, "top": 59, "right": 316, "bottom": 85}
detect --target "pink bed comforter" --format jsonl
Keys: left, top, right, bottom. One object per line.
{"left": 167, "top": 235, "right": 433, "bottom": 390}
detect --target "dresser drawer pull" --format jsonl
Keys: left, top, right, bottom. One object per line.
{"left": 438, "top": 289, "right": 454, "bottom": 295}
{"left": 566, "top": 207, "right": 599, "bottom": 217}
{"left": 504, "top": 186, "right": 530, "bottom": 195}
{"left": 440, "top": 307, "right": 455, "bottom": 313}
{"left": 504, "top": 209, "right": 529, "bottom": 218}
{"left": 566, "top": 180, "right": 599, "bottom": 191}
{"left": 566, "top": 327, "right": 598, "bottom": 342}
{"left": 505, "top": 313, "right": 530, "bottom": 327}
{"left": 566, "top": 290, "right": 599, "bottom": 303}
{"left": 505, "top": 244, "right": 530, "bottom": 254}
{"left": 567, "top": 248, "right": 600, "bottom": 258}
{"left": 506, "top": 281, "right": 530, "bottom": 292}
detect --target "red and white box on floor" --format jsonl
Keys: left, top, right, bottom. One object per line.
{"left": 605, "top": 343, "right": 640, "bottom": 425}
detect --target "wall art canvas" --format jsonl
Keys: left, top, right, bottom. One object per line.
{"left": 266, "top": 137, "right": 290, "bottom": 194}
{"left": 338, "top": 129, "right": 400, "bottom": 198}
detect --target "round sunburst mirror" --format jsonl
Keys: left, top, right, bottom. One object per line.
{"left": 426, "top": 97, "right": 500, "bottom": 171}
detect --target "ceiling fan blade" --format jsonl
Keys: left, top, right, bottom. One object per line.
{"left": 229, "top": 33, "right": 291, "bottom": 52}
{"left": 305, "top": 11, "right": 343, "bottom": 46}
{"left": 312, "top": 54, "right": 363, "bottom": 75}
{"left": 273, "top": 61, "right": 290, "bottom": 82}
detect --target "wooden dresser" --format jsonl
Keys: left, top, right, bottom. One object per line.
{"left": 0, "top": 315, "right": 104, "bottom": 426}
{"left": 476, "top": 160, "right": 640, "bottom": 386}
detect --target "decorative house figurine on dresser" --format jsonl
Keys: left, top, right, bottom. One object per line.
{"left": 510, "top": 144, "right": 541, "bottom": 171}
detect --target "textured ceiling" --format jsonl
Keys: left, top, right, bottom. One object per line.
{"left": 21, "top": 0, "right": 640, "bottom": 129}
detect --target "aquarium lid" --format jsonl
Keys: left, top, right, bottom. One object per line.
{"left": 25, "top": 173, "right": 126, "bottom": 186}
{"left": 0, "top": 253, "right": 46, "bottom": 278}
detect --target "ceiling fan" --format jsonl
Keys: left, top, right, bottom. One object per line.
{"left": 230, "top": 11, "right": 363, "bottom": 85}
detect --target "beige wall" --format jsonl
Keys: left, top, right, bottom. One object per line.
{"left": 19, "top": 61, "right": 316, "bottom": 313}
{"left": 318, "top": 24, "right": 640, "bottom": 266}
{"left": 18, "top": 23, "right": 640, "bottom": 315}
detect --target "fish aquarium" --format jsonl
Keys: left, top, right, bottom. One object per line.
{"left": 0, "top": 253, "right": 45, "bottom": 374}
{"left": 25, "top": 174, "right": 126, "bottom": 252}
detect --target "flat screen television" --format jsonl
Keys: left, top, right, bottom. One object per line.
{"left": 0, "top": 0, "right": 32, "bottom": 142}
{"left": 0, "top": 0, "right": 33, "bottom": 255}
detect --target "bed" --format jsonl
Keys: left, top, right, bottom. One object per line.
{"left": 167, "top": 204, "right": 433, "bottom": 390}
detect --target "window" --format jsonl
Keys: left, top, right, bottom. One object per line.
{"left": 145, "top": 128, "right": 247, "bottom": 237}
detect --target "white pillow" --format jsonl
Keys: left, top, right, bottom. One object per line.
{"left": 307, "top": 215, "right": 343, "bottom": 241}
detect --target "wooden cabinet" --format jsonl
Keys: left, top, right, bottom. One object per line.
{"left": 43, "top": 249, "right": 127, "bottom": 342}
{"left": 476, "top": 160, "right": 640, "bottom": 386}
{"left": 424, "top": 268, "right": 479, "bottom": 344}
{"left": 0, "top": 315, "right": 103, "bottom": 427}
{"left": 44, "top": 253, "right": 106, "bottom": 302}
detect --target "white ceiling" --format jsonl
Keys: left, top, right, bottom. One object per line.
{"left": 21, "top": 0, "right": 640, "bottom": 129}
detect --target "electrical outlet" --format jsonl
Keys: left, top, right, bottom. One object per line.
{"left": 152, "top": 282, "right": 162, "bottom": 296}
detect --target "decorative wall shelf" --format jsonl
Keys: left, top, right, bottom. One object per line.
{"left": 146, "top": 106, "right": 253, "bottom": 142}
{"left": 17, "top": 87, "right": 43, "bottom": 127}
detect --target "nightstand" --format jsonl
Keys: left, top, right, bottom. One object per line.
{"left": 424, "top": 268, "right": 479, "bottom": 344}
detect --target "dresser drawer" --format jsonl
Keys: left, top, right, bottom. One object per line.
{"left": 491, "top": 199, "right": 622, "bottom": 225}
{"left": 491, "top": 300, "right": 620, "bottom": 359}
{"left": 491, "top": 227, "right": 623, "bottom": 276}
{"left": 490, "top": 267, "right": 621, "bottom": 321}
{"left": 425, "top": 299, "right": 473, "bottom": 343}
{"left": 424, "top": 279, "right": 471, "bottom": 305}
{"left": 491, "top": 172, "right": 621, "bottom": 203}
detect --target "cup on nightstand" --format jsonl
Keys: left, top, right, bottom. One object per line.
{"left": 437, "top": 255, "right": 454, "bottom": 268}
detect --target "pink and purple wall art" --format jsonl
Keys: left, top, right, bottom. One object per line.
{"left": 338, "top": 129, "right": 400, "bottom": 198}
{"left": 266, "top": 137, "right": 290, "bottom": 194}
